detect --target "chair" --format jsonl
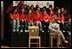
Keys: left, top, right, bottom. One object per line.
{"left": 28, "top": 26, "right": 41, "bottom": 48}
{"left": 49, "top": 32, "right": 61, "bottom": 48}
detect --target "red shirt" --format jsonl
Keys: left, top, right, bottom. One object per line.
{"left": 57, "top": 15, "right": 64, "bottom": 23}
{"left": 61, "top": 14, "right": 64, "bottom": 21}
{"left": 34, "top": 11, "right": 42, "bottom": 22}
{"left": 10, "top": 12, "right": 19, "bottom": 20}
{"left": 49, "top": 13, "right": 54, "bottom": 21}
{"left": 42, "top": 12, "right": 50, "bottom": 22}
{"left": 19, "top": 13, "right": 26, "bottom": 22}
{"left": 26, "top": 14, "right": 33, "bottom": 22}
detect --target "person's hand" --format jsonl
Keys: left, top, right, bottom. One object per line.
{"left": 44, "top": 19, "right": 48, "bottom": 22}
{"left": 11, "top": 17, "right": 13, "bottom": 19}
{"left": 22, "top": 19, "right": 24, "bottom": 22}
{"left": 58, "top": 21, "right": 61, "bottom": 23}
{"left": 16, "top": 17, "right": 19, "bottom": 20}
{"left": 54, "top": 30, "right": 59, "bottom": 33}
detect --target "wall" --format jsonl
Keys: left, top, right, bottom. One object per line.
{"left": 13, "top": 1, "right": 54, "bottom": 8}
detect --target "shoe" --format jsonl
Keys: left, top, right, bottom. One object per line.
{"left": 17, "top": 29, "right": 19, "bottom": 32}
{"left": 64, "top": 40, "right": 68, "bottom": 43}
{"left": 20, "top": 30, "right": 23, "bottom": 32}
{"left": 13, "top": 29, "right": 16, "bottom": 32}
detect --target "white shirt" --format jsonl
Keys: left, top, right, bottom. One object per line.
{"left": 49, "top": 22, "right": 60, "bottom": 32}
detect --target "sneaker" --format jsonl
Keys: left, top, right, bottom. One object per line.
{"left": 13, "top": 29, "right": 16, "bottom": 32}
{"left": 64, "top": 40, "right": 68, "bottom": 43}
{"left": 20, "top": 30, "right": 23, "bottom": 32}
{"left": 17, "top": 29, "right": 19, "bottom": 32}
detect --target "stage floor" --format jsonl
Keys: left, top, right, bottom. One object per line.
{"left": 1, "top": 45, "right": 69, "bottom": 48}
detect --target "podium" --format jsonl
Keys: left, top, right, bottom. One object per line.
{"left": 28, "top": 26, "right": 41, "bottom": 48}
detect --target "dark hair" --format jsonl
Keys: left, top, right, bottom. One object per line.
{"left": 18, "top": 10, "right": 22, "bottom": 15}
{"left": 46, "top": 8, "right": 50, "bottom": 15}
{"left": 42, "top": 7, "right": 46, "bottom": 12}
{"left": 43, "top": 6, "right": 46, "bottom": 9}
{"left": 54, "top": 7, "right": 59, "bottom": 14}
{"left": 56, "top": 12, "right": 62, "bottom": 17}
{"left": 35, "top": 4, "right": 39, "bottom": 9}
{"left": 49, "top": 4, "right": 52, "bottom": 8}
{"left": 25, "top": 5, "right": 30, "bottom": 15}
{"left": 26, "top": 5, "right": 30, "bottom": 10}
{"left": 11, "top": 6, "right": 17, "bottom": 14}
{"left": 17, "top": 1, "right": 24, "bottom": 7}
{"left": 30, "top": 5, "right": 34, "bottom": 9}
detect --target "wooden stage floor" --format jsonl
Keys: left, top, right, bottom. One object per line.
{"left": 1, "top": 45, "right": 69, "bottom": 48}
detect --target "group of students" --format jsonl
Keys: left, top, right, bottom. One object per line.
{"left": 7, "top": 2, "right": 71, "bottom": 45}
{"left": 8, "top": 3, "right": 65, "bottom": 31}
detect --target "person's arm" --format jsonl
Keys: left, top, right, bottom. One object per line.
{"left": 49, "top": 22, "right": 57, "bottom": 32}
{"left": 10, "top": 13, "right": 13, "bottom": 20}
{"left": 57, "top": 24, "right": 60, "bottom": 31}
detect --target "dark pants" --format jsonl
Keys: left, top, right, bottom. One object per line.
{"left": 20, "top": 21, "right": 25, "bottom": 32}
{"left": 41, "top": 21, "right": 49, "bottom": 47}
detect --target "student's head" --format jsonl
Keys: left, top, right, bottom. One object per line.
{"left": 21, "top": 8, "right": 25, "bottom": 13}
{"left": 18, "top": 1, "right": 24, "bottom": 6}
{"left": 54, "top": 7, "right": 59, "bottom": 14}
{"left": 20, "top": 5, "right": 24, "bottom": 9}
{"left": 58, "top": 9, "right": 61, "bottom": 14}
{"left": 26, "top": 5, "right": 30, "bottom": 10}
{"left": 11, "top": 6, "right": 18, "bottom": 13}
{"left": 49, "top": 4, "right": 52, "bottom": 8}
{"left": 35, "top": 7, "right": 40, "bottom": 13}
{"left": 56, "top": 9, "right": 61, "bottom": 16}
{"left": 24, "top": 4, "right": 27, "bottom": 9}
{"left": 35, "top": 4, "right": 39, "bottom": 9}
{"left": 42, "top": 7, "right": 46, "bottom": 13}
{"left": 68, "top": 14, "right": 71, "bottom": 24}
{"left": 69, "top": 18, "right": 71, "bottom": 25}
{"left": 49, "top": 4, "right": 53, "bottom": 10}
{"left": 37, "top": 7, "right": 40, "bottom": 11}
{"left": 26, "top": 5, "right": 31, "bottom": 15}
{"left": 52, "top": 15, "right": 57, "bottom": 23}
{"left": 61, "top": 7, "right": 65, "bottom": 12}
{"left": 30, "top": 5, "right": 34, "bottom": 10}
